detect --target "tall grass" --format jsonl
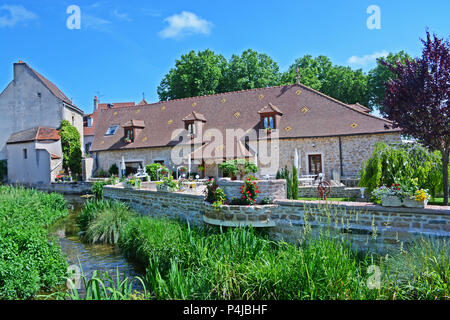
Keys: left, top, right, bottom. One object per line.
{"left": 78, "top": 200, "right": 135, "bottom": 244}
{"left": 74, "top": 198, "right": 449, "bottom": 300}
{"left": 0, "top": 186, "right": 68, "bottom": 299}
{"left": 40, "top": 268, "right": 149, "bottom": 300}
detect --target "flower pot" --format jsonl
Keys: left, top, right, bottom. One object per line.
{"left": 381, "top": 196, "right": 402, "bottom": 207}
{"left": 156, "top": 184, "right": 170, "bottom": 192}
{"left": 402, "top": 198, "right": 428, "bottom": 208}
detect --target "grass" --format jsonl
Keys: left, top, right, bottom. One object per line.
{"left": 428, "top": 198, "right": 447, "bottom": 206}
{"left": 77, "top": 199, "right": 135, "bottom": 245}
{"left": 0, "top": 186, "right": 69, "bottom": 299}
{"left": 50, "top": 199, "right": 449, "bottom": 300}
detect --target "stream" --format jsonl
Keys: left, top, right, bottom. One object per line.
{"left": 48, "top": 195, "right": 145, "bottom": 296}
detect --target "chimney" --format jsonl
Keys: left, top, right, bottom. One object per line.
{"left": 13, "top": 61, "right": 26, "bottom": 80}
{"left": 94, "top": 96, "right": 98, "bottom": 112}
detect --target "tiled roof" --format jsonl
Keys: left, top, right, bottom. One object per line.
{"left": 122, "top": 119, "right": 145, "bottom": 128}
{"left": 182, "top": 111, "right": 207, "bottom": 122}
{"left": 90, "top": 84, "right": 401, "bottom": 152}
{"left": 190, "top": 139, "right": 253, "bottom": 160}
{"left": 84, "top": 102, "right": 136, "bottom": 136}
{"left": 6, "top": 127, "right": 60, "bottom": 144}
{"left": 258, "top": 103, "right": 283, "bottom": 115}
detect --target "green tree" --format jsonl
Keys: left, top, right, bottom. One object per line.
{"left": 368, "top": 51, "right": 412, "bottom": 111}
{"left": 59, "top": 120, "right": 82, "bottom": 176}
{"left": 281, "top": 55, "right": 370, "bottom": 107}
{"left": 222, "top": 49, "right": 281, "bottom": 92}
{"left": 157, "top": 49, "right": 227, "bottom": 101}
{"left": 280, "top": 55, "right": 332, "bottom": 90}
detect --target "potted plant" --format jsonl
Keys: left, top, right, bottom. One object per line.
{"left": 156, "top": 175, "right": 179, "bottom": 192}
{"left": 124, "top": 137, "right": 132, "bottom": 144}
{"left": 403, "top": 189, "right": 430, "bottom": 208}
{"left": 266, "top": 127, "right": 273, "bottom": 134}
{"left": 372, "top": 185, "right": 402, "bottom": 207}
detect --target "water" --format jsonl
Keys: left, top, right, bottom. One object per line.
{"left": 48, "top": 195, "right": 145, "bottom": 297}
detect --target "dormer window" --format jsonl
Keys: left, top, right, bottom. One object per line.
{"left": 258, "top": 103, "right": 283, "bottom": 134}
{"left": 187, "top": 123, "right": 197, "bottom": 135}
{"left": 263, "top": 116, "right": 275, "bottom": 129}
{"left": 124, "top": 128, "right": 134, "bottom": 143}
{"left": 121, "top": 119, "right": 145, "bottom": 144}
{"left": 182, "top": 111, "right": 207, "bottom": 140}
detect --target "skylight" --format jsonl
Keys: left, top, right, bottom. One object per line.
{"left": 105, "top": 125, "right": 119, "bottom": 136}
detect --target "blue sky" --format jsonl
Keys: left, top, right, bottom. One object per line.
{"left": 0, "top": 0, "right": 449, "bottom": 114}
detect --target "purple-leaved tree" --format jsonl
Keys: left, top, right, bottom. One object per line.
{"left": 382, "top": 31, "right": 449, "bottom": 205}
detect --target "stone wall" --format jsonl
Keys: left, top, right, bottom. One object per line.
{"left": 217, "top": 178, "right": 286, "bottom": 202}
{"left": 104, "top": 186, "right": 450, "bottom": 253}
{"left": 104, "top": 186, "right": 205, "bottom": 226}
{"left": 298, "top": 186, "right": 362, "bottom": 198}
{"left": 276, "top": 132, "right": 401, "bottom": 180}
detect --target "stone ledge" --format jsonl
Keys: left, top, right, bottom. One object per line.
{"left": 274, "top": 199, "right": 450, "bottom": 216}
{"left": 203, "top": 216, "right": 276, "bottom": 228}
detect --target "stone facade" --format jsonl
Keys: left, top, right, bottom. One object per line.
{"left": 94, "top": 146, "right": 202, "bottom": 177}
{"left": 275, "top": 132, "right": 401, "bottom": 180}
{"left": 104, "top": 186, "right": 450, "bottom": 253}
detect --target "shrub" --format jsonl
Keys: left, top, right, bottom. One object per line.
{"left": 219, "top": 159, "right": 258, "bottom": 179}
{"left": 292, "top": 165, "right": 299, "bottom": 200}
{"left": 109, "top": 164, "right": 119, "bottom": 176}
{"left": 95, "top": 169, "right": 109, "bottom": 178}
{"left": 359, "top": 142, "right": 446, "bottom": 198}
{"left": 260, "top": 196, "right": 273, "bottom": 205}
{"left": 204, "top": 178, "right": 218, "bottom": 203}
{"left": 59, "top": 120, "right": 82, "bottom": 175}
{"left": 146, "top": 163, "right": 165, "bottom": 181}
{"left": 82, "top": 200, "right": 135, "bottom": 245}
{"left": 239, "top": 176, "right": 260, "bottom": 205}
{"left": 0, "top": 186, "right": 68, "bottom": 299}
{"left": 91, "top": 180, "right": 110, "bottom": 200}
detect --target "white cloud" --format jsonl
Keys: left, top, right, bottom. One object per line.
{"left": 112, "top": 9, "right": 131, "bottom": 21}
{"left": 0, "top": 4, "right": 37, "bottom": 28}
{"left": 83, "top": 14, "right": 111, "bottom": 31}
{"left": 159, "top": 11, "right": 212, "bottom": 39}
{"left": 347, "top": 50, "right": 389, "bottom": 66}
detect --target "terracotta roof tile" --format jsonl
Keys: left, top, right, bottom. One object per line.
{"left": 7, "top": 127, "right": 59, "bottom": 144}
{"left": 90, "top": 84, "right": 401, "bottom": 152}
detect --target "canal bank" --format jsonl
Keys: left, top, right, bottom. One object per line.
{"left": 47, "top": 195, "right": 144, "bottom": 296}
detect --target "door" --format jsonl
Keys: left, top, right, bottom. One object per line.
{"left": 308, "top": 154, "right": 322, "bottom": 175}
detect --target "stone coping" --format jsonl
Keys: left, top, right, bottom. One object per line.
{"left": 217, "top": 178, "right": 286, "bottom": 185}
{"left": 104, "top": 184, "right": 204, "bottom": 200}
{"left": 274, "top": 199, "right": 450, "bottom": 216}
{"left": 203, "top": 216, "right": 276, "bottom": 227}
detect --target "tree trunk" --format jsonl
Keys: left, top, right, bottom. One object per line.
{"left": 443, "top": 148, "right": 449, "bottom": 206}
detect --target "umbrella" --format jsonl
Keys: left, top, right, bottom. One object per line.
{"left": 121, "top": 156, "right": 126, "bottom": 177}
{"left": 294, "top": 149, "right": 299, "bottom": 178}
{"left": 188, "top": 156, "right": 191, "bottom": 177}
{"left": 254, "top": 152, "right": 258, "bottom": 167}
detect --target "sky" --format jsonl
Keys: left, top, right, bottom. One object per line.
{"left": 0, "top": 0, "right": 449, "bottom": 114}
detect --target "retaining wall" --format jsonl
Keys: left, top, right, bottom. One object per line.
{"left": 217, "top": 178, "right": 286, "bottom": 202}
{"left": 298, "top": 186, "right": 362, "bottom": 198}
{"left": 104, "top": 185, "right": 450, "bottom": 253}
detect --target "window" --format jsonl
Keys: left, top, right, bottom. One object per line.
{"left": 86, "top": 117, "right": 93, "bottom": 127}
{"left": 308, "top": 154, "right": 322, "bottom": 175}
{"left": 187, "top": 123, "right": 196, "bottom": 135}
{"left": 85, "top": 142, "right": 92, "bottom": 153}
{"left": 263, "top": 116, "right": 274, "bottom": 129}
{"left": 23, "top": 149, "right": 27, "bottom": 159}
{"left": 105, "top": 125, "right": 119, "bottom": 136}
{"left": 154, "top": 160, "right": 165, "bottom": 165}
{"left": 72, "top": 115, "right": 75, "bottom": 125}
{"left": 124, "top": 128, "right": 134, "bottom": 142}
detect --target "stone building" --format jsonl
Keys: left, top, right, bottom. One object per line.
{"left": 0, "top": 61, "right": 84, "bottom": 184}
{"left": 89, "top": 84, "right": 401, "bottom": 180}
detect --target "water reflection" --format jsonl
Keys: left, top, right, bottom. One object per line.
{"left": 49, "top": 195, "right": 144, "bottom": 297}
